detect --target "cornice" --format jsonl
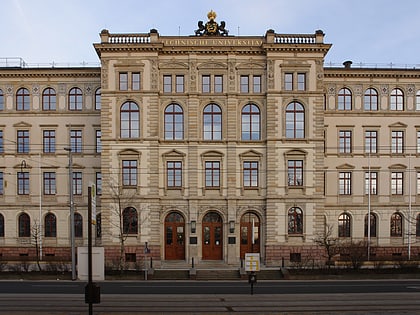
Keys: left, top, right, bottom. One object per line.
{"left": 0, "top": 68, "right": 101, "bottom": 79}
{"left": 324, "top": 69, "right": 420, "bottom": 79}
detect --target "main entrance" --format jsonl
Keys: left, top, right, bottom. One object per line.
{"left": 240, "top": 212, "right": 260, "bottom": 259}
{"left": 164, "top": 212, "right": 185, "bottom": 260}
{"left": 202, "top": 212, "right": 223, "bottom": 260}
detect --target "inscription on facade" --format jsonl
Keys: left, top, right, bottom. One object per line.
{"left": 162, "top": 38, "right": 263, "bottom": 47}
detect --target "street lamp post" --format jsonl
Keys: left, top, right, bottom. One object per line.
{"left": 64, "top": 147, "right": 76, "bottom": 280}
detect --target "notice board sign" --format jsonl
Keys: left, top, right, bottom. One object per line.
{"left": 245, "top": 253, "right": 260, "bottom": 272}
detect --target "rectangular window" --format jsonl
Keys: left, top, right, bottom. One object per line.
{"left": 43, "top": 172, "right": 56, "bottom": 195}
{"left": 339, "top": 130, "right": 352, "bottom": 154}
{"left": 72, "top": 171, "right": 82, "bottom": 195}
{"left": 365, "top": 171, "right": 377, "bottom": 195}
{"left": 17, "top": 130, "right": 29, "bottom": 153}
{"left": 119, "top": 72, "right": 128, "bottom": 91}
{"left": 167, "top": 161, "right": 182, "bottom": 188}
{"left": 284, "top": 73, "right": 293, "bottom": 90}
{"left": 70, "top": 130, "right": 82, "bottom": 153}
{"left": 339, "top": 172, "right": 351, "bottom": 195}
{"left": 297, "top": 73, "right": 306, "bottom": 91}
{"left": 253, "top": 75, "right": 261, "bottom": 93}
{"left": 243, "top": 161, "right": 259, "bottom": 187}
{"left": 417, "top": 172, "right": 420, "bottom": 195}
{"left": 0, "top": 172, "right": 3, "bottom": 195}
{"left": 163, "top": 75, "right": 172, "bottom": 93}
{"left": 214, "top": 75, "right": 223, "bottom": 93}
{"left": 96, "top": 172, "right": 102, "bottom": 195}
{"left": 240, "top": 75, "right": 249, "bottom": 93}
{"left": 0, "top": 130, "right": 3, "bottom": 153}
{"left": 132, "top": 72, "right": 140, "bottom": 90}
{"left": 391, "top": 172, "right": 403, "bottom": 195}
{"left": 391, "top": 130, "right": 404, "bottom": 154}
{"left": 202, "top": 75, "right": 210, "bottom": 93}
{"left": 288, "top": 160, "right": 303, "bottom": 186}
{"left": 365, "top": 130, "right": 377, "bottom": 154}
{"left": 122, "top": 160, "right": 137, "bottom": 186}
{"left": 175, "top": 75, "right": 184, "bottom": 93}
{"left": 96, "top": 130, "right": 101, "bottom": 154}
{"left": 205, "top": 161, "right": 220, "bottom": 187}
{"left": 43, "top": 130, "right": 56, "bottom": 153}
{"left": 417, "top": 131, "right": 420, "bottom": 154}
{"left": 17, "top": 172, "right": 29, "bottom": 195}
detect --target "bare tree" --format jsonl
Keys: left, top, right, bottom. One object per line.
{"left": 313, "top": 223, "right": 339, "bottom": 267}
{"left": 31, "top": 220, "right": 42, "bottom": 271}
{"left": 339, "top": 240, "right": 368, "bottom": 270}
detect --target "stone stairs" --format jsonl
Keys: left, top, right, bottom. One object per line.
{"left": 196, "top": 269, "right": 241, "bottom": 280}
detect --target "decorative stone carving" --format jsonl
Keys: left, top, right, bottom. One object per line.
{"left": 327, "top": 84, "right": 336, "bottom": 96}
{"left": 195, "top": 11, "right": 228, "bottom": 36}
{"left": 32, "top": 84, "right": 40, "bottom": 96}
{"left": 380, "top": 85, "right": 388, "bottom": 96}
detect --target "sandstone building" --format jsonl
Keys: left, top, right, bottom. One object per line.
{"left": 0, "top": 12, "right": 419, "bottom": 269}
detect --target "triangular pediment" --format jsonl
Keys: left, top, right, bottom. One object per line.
{"left": 388, "top": 122, "right": 407, "bottom": 128}
{"left": 162, "top": 149, "right": 186, "bottom": 158}
{"left": 13, "top": 121, "right": 32, "bottom": 128}
{"left": 240, "top": 149, "right": 262, "bottom": 158}
{"left": 118, "top": 149, "right": 141, "bottom": 156}
{"left": 236, "top": 62, "right": 265, "bottom": 70}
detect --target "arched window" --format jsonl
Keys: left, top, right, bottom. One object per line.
{"left": 0, "top": 89, "right": 4, "bottom": 111}
{"left": 0, "top": 213, "right": 4, "bottom": 237}
{"left": 16, "top": 88, "right": 30, "bottom": 111}
{"left": 42, "top": 87, "right": 56, "bottom": 111}
{"left": 390, "top": 212, "right": 403, "bottom": 237}
{"left": 241, "top": 104, "right": 260, "bottom": 140}
{"left": 416, "top": 213, "right": 420, "bottom": 237}
{"left": 364, "top": 88, "right": 378, "bottom": 111}
{"left": 120, "top": 101, "right": 139, "bottom": 138}
{"left": 364, "top": 213, "right": 377, "bottom": 237}
{"left": 44, "top": 213, "right": 56, "bottom": 237}
{"left": 164, "top": 103, "right": 184, "bottom": 140}
{"left": 95, "top": 88, "right": 101, "bottom": 110}
{"left": 203, "top": 103, "right": 222, "bottom": 140}
{"left": 338, "top": 213, "right": 351, "bottom": 237}
{"left": 123, "top": 207, "right": 138, "bottom": 234}
{"left": 288, "top": 207, "right": 303, "bottom": 234}
{"left": 68, "top": 87, "right": 83, "bottom": 111}
{"left": 74, "top": 213, "right": 83, "bottom": 238}
{"left": 338, "top": 88, "right": 352, "bottom": 110}
{"left": 390, "top": 88, "right": 404, "bottom": 111}
{"left": 285, "top": 102, "right": 304, "bottom": 138}
{"left": 18, "top": 213, "right": 30, "bottom": 237}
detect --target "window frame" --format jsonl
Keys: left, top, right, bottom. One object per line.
{"left": 285, "top": 102, "right": 305, "bottom": 139}
{"left": 288, "top": 207, "right": 303, "bottom": 234}
{"left": 364, "top": 130, "right": 377, "bottom": 154}
{"left": 120, "top": 101, "right": 140, "bottom": 139}
{"left": 339, "top": 171, "right": 352, "bottom": 195}
{"left": 390, "top": 88, "right": 404, "bottom": 111}
{"left": 17, "top": 130, "right": 30, "bottom": 153}
{"left": 391, "top": 130, "right": 404, "bottom": 154}
{"left": 243, "top": 161, "right": 259, "bottom": 188}
{"left": 18, "top": 213, "right": 30, "bottom": 237}
{"left": 203, "top": 103, "right": 222, "bottom": 140}
{"left": 43, "top": 172, "right": 56, "bottom": 195}
{"left": 205, "top": 161, "right": 220, "bottom": 188}
{"left": 68, "top": 87, "right": 83, "bottom": 111}
{"left": 288, "top": 160, "right": 303, "bottom": 186}
{"left": 17, "top": 172, "right": 29, "bottom": 195}
{"left": 96, "top": 130, "right": 101, "bottom": 153}
{"left": 364, "top": 88, "right": 378, "bottom": 111}
{"left": 339, "top": 130, "right": 352, "bottom": 154}
{"left": 123, "top": 207, "right": 138, "bottom": 235}
{"left": 43, "top": 130, "right": 56, "bottom": 153}
{"left": 42, "top": 87, "right": 56, "bottom": 111}
{"left": 338, "top": 213, "right": 351, "bottom": 237}
{"left": 16, "top": 88, "right": 30, "bottom": 111}
{"left": 337, "top": 88, "right": 352, "bottom": 110}
{"left": 241, "top": 104, "right": 260, "bottom": 141}
{"left": 167, "top": 161, "right": 182, "bottom": 188}
{"left": 365, "top": 171, "right": 378, "bottom": 195}
{"left": 44, "top": 213, "right": 57, "bottom": 238}
{"left": 391, "top": 171, "right": 404, "bottom": 195}
{"left": 240, "top": 75, "right": 249, "bottom": 93}
{"left": 122, "top": 160, "right": 137, "bottom": 187}
{"left": 70, "top": 129, "right": 82, "bottom": 153}
{"left": 390, "top": 212, "right": 403, "bottom": 237}
{"left": 164, "top": 103, "right": 184, "bottom": 140}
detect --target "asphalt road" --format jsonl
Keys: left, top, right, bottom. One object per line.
{"left": 0, "top": 279, "right": 419, "bottom": 295}
{"left": 0, "top": 280, "right": 419, "bottom": 314}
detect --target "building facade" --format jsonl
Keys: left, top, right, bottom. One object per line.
{"left": 0, "top": 12, "right": 419, "bottom": 268}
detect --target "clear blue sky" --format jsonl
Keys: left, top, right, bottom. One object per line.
{"left": 2, "top": 0, "right": 420, "bottom": 66}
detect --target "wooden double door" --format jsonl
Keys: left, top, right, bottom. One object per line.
{"left": 202, "top": 212, "right": 223, "bottom": 260}
{"left": 164, "top": 212, "right": 185, "bottom": 260}
{"left": 240, "top": 212, "right": 260, "bottom": 259}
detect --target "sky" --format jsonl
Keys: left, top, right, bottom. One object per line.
{"left": 2, "top": 0, "right": 420, "bottom": 67}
